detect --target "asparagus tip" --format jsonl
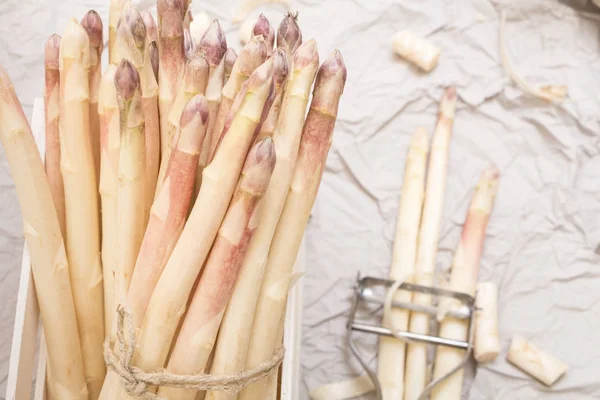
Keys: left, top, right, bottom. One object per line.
{"left": 180, "top": 94, "right": 209, "bottom": 128}
{"left": 483, "top": 165, "right": 500, "bottom": 181}
{"left": 81, "top": 10, "right": 103, "bottom": 48}
{"left": 271, "top": 48, "right": 289, "bottom": 85}
{"left": 224, "top": 47, "right": 238, "bottom": 70}
{"left": 293, "top": 38, "right": 318, "bottom": 70}
{"left": 121, "top": 3, "right": 147, "bottom": 49}
{"left": 61, "top": 18, "right": 91, "bottom": 60}
{"left": 318, "top": 49, "right": 347, "bottom": 87}
{"left": 114, "top": 59, "right": 140, "bottom": 101}
{"left": 444, "top": 87, "right": 457, "bottom": 101}
{"left": 197, "top": 20, "right": 227, "bottom": 65}
{"left": 44, "top": 34, "right": 61, "bottom": 70}
{"left": 253, "top": 14, "right": 273, "bottom": 40}
{"left": 0, "top": 64, "right": 12, "bottom": 90}
{"left": 247, "top": 56, "right": 274, "bottom": 92}
{"left": 277, "top": 11, "right": 302, "bottom": 53}
{"left": 242, "top": 137, "right": 277, "bottom": 194}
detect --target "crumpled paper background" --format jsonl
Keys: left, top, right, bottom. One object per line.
{"left": 1, "top": 0, "right": 600, "bottom": 399}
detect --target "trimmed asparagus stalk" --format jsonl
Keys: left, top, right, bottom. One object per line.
{"left": 59, "top": 19, "right": 106, "bottom": 398}
{"left": 0, "top": 64, "right": 88, "bottom": 400}
{"left": 129, "top": 94, "right": 208, "bottom": 330}
{"left": 158, "top": 8, "right": 185, "bottom": 161}
{"left": 474, "top": 281, "right": 501, "bottom": 363}
{"left": 99, "top": 95, "right": 209, "bottom": 400}
{"left": 207, "top": 35, "right": 267, "bottom": 162}
{"left": 239, "top": 50, "right": 347, "bottom": 400}
{"left": 507, "top": 336, "right": 568, "bottom": 386}
{"left": 431, "top": 167, "right": 500, "bottom": 400}
{"left": 98, "top": 64, "right": 120, "bottom": 339}
{"left": 253, "top": 14, "right": 275, "bottom": 56}
{"left": 121, "top": 60, "right": 274, "bottom": 390}
{"left": 195, "top": 20, "right": 227, "bottom": 193}
{"left": 377, "top": 127, "right": 429, "bottom": 400}
{"left": 114, "top": 59, "right": 146, "bottom": 298}
{"left": 82, "top": 10, "right": 103, "bottom": 185}
{"left": 224, "top": 47, "right": 238, "bottom": 83}
{"left": 207, "top": 43, "right": 318, "bottom": 400}
{"left": 141, "top": 10, "right": 158, "bottom": 43}
{"left": 44, "top": 35, "right": 66, "bottom": 239}
{"left": 277, "top": 12, "right": 302, "bottom": 57}
{"left": 392, "top": 30, "right": 441, "bottom": 73}
{"left": 109, "top": 0, "right": 127, "bottom": 63}
{"left": 116, "top": 4, "right": 161, "bottom": 226}
{"left": 155, "top": 56, "right": 208, "bottom": 192}
{"left": 404, "top": 87, "right": 457, "bottom": 400}
{"left": 255, "top": 48, "right": 288, "bottom": 142}
{"left": 158, "top": 138, "right": 276, "bottom": 400}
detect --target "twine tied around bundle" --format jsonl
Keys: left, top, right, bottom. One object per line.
{"left": 103, "top": 305, "right": 285, "bottom": 400}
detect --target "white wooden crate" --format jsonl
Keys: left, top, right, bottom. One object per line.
{"left": 5, "top": 98, "right": 303, "bottom": 400}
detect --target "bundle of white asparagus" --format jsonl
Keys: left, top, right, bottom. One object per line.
{"left": 0, "top": 1, "right": 346, "bottom": 398}
{"left": 377, "top": 89, "right": 501, "bottom": 400}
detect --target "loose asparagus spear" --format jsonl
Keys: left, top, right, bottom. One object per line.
{"left": 207, "top": 35, "right": 267, "bottom": 162}
{"left": 98, "top": 64, "right": 120, "bottom": 339}
{"left": 59, "top": 19, "right": 106, "bottom": 398}
{"left": 155, "top": 56, "right": 209, "bottom": 192}
{"left": 44, "top": 34, "right": 66, "bottom": 238}
{"left": 404, "top": 88, "right": 457, "bottom": 400}
{"left": 81, "top": 10, "right": 103, "bottom": 185}
{"left": 255, "top": 48, "right": 288, "bottom": 142}
{"left": 0, "top": 64, "right": 89, "bottom": 400}
{"left": 377, "top": 127, "right": 429, "bottom": 399}
{"left": 431, "top": 167, "right": 500, "bottom": 400}
{"left": 141, "top": 10, "right": 158, "bottom": 43}
{"left": 114, "top": 59, "right": 146, "bottom": 298}
{"left": 207, "top": 42, "right": 318, "bottom": 400}
{"left": 116, "top": 4, "right": 161, "bottom": 226}
{"left": 224, "top": 48, "right": 238, "bottom": 83}
{"left": 104, "top": 57, "right": 274, "bottom": 400}
{"left": 158, "top": 138, "right": 276, "bottom": 400}
{"left": 239, "top": 50, "right": 347, "bottom": 400}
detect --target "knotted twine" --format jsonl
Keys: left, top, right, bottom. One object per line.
{"left": 103, "top": 305, "right": 285, "bottom": 400}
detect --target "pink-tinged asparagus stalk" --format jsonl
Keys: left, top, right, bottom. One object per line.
{"left": 44, "top": 35, "right": 66, "bottom": 239}
{"left": 109, "top": 0, "right": 128, "bottom": 63}
{"left": 114, "top": 59, "right": 146, "bottom": 298}
{"left": 207, "top": 35, "right": 267, "bottom": 162}
{"left": 82, "top": 10, "right": 103, "bottom": 185}
{"left": 207, "top": 42, "right": 318, "bottom": 400}
{"left": 404, "top": 87, "right": 457, "bottom": 400}
{"left": 239, "top": 50, "right": 347, "bottom": 400}
{"left": 224, "top": 47, "right": 238, "bottom": 83}
{"left": 116, "top": 4, "right": 161, "bottom": 228}
{"left": 277, "top": 12, "right": 302, "bottom": 57}
{"left": 99, "top": 96, "right": 209, "bottom": 400}
{"left": 59, "top": 19, "right": 106, "bottom": 399}
{"left": 377, "top": 127, "right": 429, "bottom": 400}
{"left": 98, "top": 64, "right": 120, "bottom": 339}
{"left": 157, "top": 0, "right": 185, "bottom": 28}
{"left": 158, "top": 8, "right": 185, "bottom": 161}
{"left": 141, "top": 10, "right": 158, "bottom": 43}
{"left": 158, "top": 138, "right": 276, "bottom": 400}
{"left": 253, "top": 14, "right": 275, "bottom": 56}
{"left": 255, "top": 48, "right": 288, "bottom": 142}
{"left": 155, "top": 56, "right": 209, "bottom": 193}
{"left": 431, "top": 167, "right": 500, "bottom": 400}
{"left": 122, "top": 62, "right": 274, "bottom": 394}
{"left": 0, "top": 65, "right": 88, "bottom": 400}
{"left": 195, "top": 20, "right": 227, "bottom": 193}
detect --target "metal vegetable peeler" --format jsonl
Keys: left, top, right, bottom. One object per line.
{"left": 346, "top": 274, "right": 476, "bottom": 400}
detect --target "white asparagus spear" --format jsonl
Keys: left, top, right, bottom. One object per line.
{"left": 0, "top": 64, "right": 88, "bottom": 400}
{"left": 404, "top": 87, "right": 457, "bottom": 400}
{"left": 158, "top": 138, "right": 276, "bottom": 400}
{"left": 474, "top": 281, "right": 501, "bottom": 363}
{"left": 59, "top": 19, "right": 106, "bottom": 398}
{"left": 206, "top": 40, "right": 318, "bottom": 400}
{"left": 507, "top": 336, "right": 568, "bottom": 386}
{"left": 377, "top": 127, "right": 429, "bottom": 400}
{"left": 431, "top": 167, "right": 500, "bottom": 400}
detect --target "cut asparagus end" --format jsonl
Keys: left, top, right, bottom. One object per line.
{"left": 474, "top": 281, "right": 500, "bottom": 363}
{"left": 81, "top": 10, "right": 104, "bottom": 49}
{"left": 507, "top": 335, "right": 568, "bottom": 386}
{"left": 140, "top": 10, "right": 157, "bottom": 42}
{"left": 277, "top": 11, "right": 302, "bottom": 55}
{"left": 253, "top": 14, "right": 275, "bottom": 55}
{"left": 198, "top": 19, "right": 227, "bottom": 67}
{"left": 241, "top": 136, "right": 277, "bottom": 196}
{"left": 44, "top": 34, "right": 61, "bottom": 70}
{"left": 115, "top": 59, "right": 141, "bottom": 103}
{"left": 312, "top": 49, "right": 347, "bottom": 116}
{"left": 149, "top": 40, "right": 159, "bottom": 81}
